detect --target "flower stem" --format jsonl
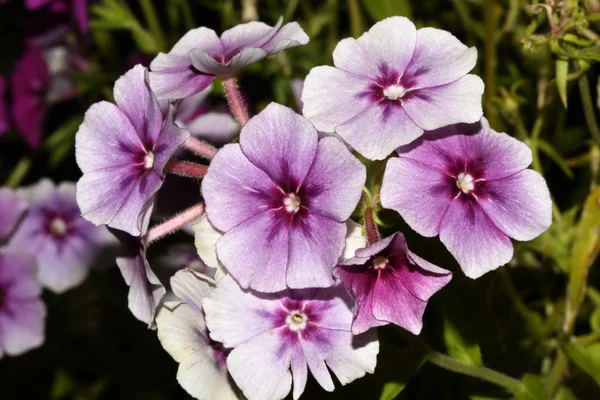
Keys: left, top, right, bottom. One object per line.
{"left": 165, "top": 159, "right": 208, "bottom": 179}
{"left": 578, "top": 73, "right": 600, "bottom": 149}
{"left": 364, "top": 208, "right": 380, "bottom": 245}
{"left": 427, "top": 352, "right": 523, "bottom": 393}
{"left": 183, "top": 137, "right": 218, "bottom": 159}
{"left": 483, "top": 0, "right": 499, "bottom": 127}
{"left": 222, "top": 76, "right": 250, "bottom": 126}
{"left": 145, "top": 202, "right": 205, "bottom": 245}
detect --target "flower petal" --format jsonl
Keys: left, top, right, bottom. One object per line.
{"left": 221, "top": 18, "right": 283, "bottom": 56}
{"left": 170, "top": 269, "right": 214, "bottom": 313}
{"left": 149, "top": 65, "right": 215, "bottom": 101}
{"left": 177, "top": 349, "right": 237, "bottom": 400}
{"left": 325, "top": 329, "right": 379, "bottom": 385}
{"left": 192, "top": 216, "right": 223, "bottom": 270}
{"left": 156, "top": 301, "right": 207, "bottom": 363}
{"left": 0, "top": 298, "right": 46, "bottom": 356}
{"left": 186, "top": 112, "right": 239, "bottom": 145}
{"left": 260, "top": 21, "right": 309, "bottom": 54}
{"left": 0, "top": 188, "right": 27, "bottom": 241}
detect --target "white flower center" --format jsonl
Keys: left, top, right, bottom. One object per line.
{"left": 372, "top": 256, "right": 389, "bottom": 271}
{"left": 383, "top": 84, "right": 407, "bottom": 100}
{"left": 144, "top": 152, "right": 155, "bottom": 170}
{"left": 50, "top": 217, "right": 68, "bottom": 236}
{"left": 456, "top": 172, "right": 475, "bottom": 194}
{"left": 283, "top": 193, "right": 301, "bottom": 213}
{"left": 286, "top": 311, "right": 307, "bottom": 331}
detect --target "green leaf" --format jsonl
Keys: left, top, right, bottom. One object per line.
{"left": 555, "top": 387, "right": 579, "bottom": 400}
{"left": 536, "top": 139, "right": 574, "bottom": 178}
{"left": 563, "top": 341, "right": 600, "bottom": 387}
{"left": 556, "top": 59, "right": 569, "bottom": 108}
{"left": 44, "top": 116, "right": 83, "bottom": 169}
{"left": 361, "top": 0, "right": 412, "bottom": 21}
{"left": 442, "top": 293, "right": 483, "bottom": 366}
{"left": 514, "top": 374, "right": 550, "bottom": 400}
{"left": 377, "top": 343, "right": 428, "bottom": 400}
{"left": 51, "top": 369, "right": 76, "bottom": 399}
{"left": 565, "top": 187, "right": 600, "bottom": 332}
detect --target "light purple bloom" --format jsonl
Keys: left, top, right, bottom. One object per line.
{"left": 0, "top": 188, "right": 28, "bottom": 241}
{"left": 156, "top": 269, "right": 238, "bottom": 400}
{"left": 0, "top": 249, "right": 46, "bottom": 359}
{"left": 202, "top": 103, "right": 366, "bottom": 292}
{"left": 75, "top": 64, "right": 190, "bottom": 237}
{"left": 11, "top": 48, "right": 51, "bottom": 148}
{"left": 149, "top": 17, "right": 309, "bottom": 100}
{"left": 0, "top": 76, "right": 8, "bottom": 135}
{"left": 112, "top": 230, "right": 166, "bottom": 328}
{"left": 302, "top": 16, "right": 484, "bottom": 160}
{"left": 334, "top": 233, "right": 451, "bottom": 335}
{"left": 380, "top": 120, "right": 553, "bottom": 278}
{"left": 203, "top": 275, "right": 379, "bottom": 400}
{"left": 9, "top": 179, "right": 116, "bottom": 293}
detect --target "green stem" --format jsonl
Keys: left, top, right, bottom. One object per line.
{"left": 483, "top": 0, "right": 498, "bottom": 127}
{"left": 428, "top": 352, "right": 523, "bottom": 393}
{"left": 5, "top": 156, "right": 32, "bottom": 187}
{"left": 545, "top": 349, "right": 568, "bottom": 396}
{"left": 139, "top": 0, "right": 166, "bottom": 52}
{"left": 578, "top": 73, "right": 600, "bottom": 149}
{"left": 347, "top": 0, "right": 365, "bottom": 38}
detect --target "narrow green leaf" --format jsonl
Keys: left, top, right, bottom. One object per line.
{"left": 556, "top": 59, "right": 569, "bottom": 108}
{"left": 361, "top": 0, "right": 412, "bottom": 21}
{"left": 514, "top": 374, "right": 550, "bottom": 400}
{"left": 442, "top": 293, "right": 483, "bottom": 366}
{"left": 555, "top": 387, "right": 579, "bottom": 400}
{"left": 536, "top": 139, "right": 574, "bottom": 178}
{"left": 377, "top": 343, "right": 428, "bottom": 400}
{"left": 563, "top": 341, "right": 600, "bottom": 386}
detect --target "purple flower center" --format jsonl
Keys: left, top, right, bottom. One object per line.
{"left": 286, "top": 310, "right": 308, "bottom": 331}
{"left": 47, "top": 215, "right": 70, "bottom": 237}
{"left": 143, "top": 152, "right": 155, "bottom": 170}
{"left": 209, "top": 338, "right": 229, "bottom": 368}
{"left": 283, "top": 192, "right": 301, "bottom": 214}
{"left": 371, "top": 256, "right": 390, "bottom": 271}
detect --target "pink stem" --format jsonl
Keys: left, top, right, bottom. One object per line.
{"left": 165, "top": 159, "right": 208, "bottom": 178}
{"left": 183, "top": 137, "right": 218, "bottom": 159}
{"left": 144, "top": 202, "right": 205, "bottom": 245}
{"left": 364, "top": 208, "right": 380, "bottom": 245}
{"left": 222, "top": 75, "right": 250, "bottom": 126}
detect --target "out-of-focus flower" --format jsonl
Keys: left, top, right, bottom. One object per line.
{"left": 11, "top": 48, "right": 51, "bottom": 148}
{"left": 302, "top": 16, "right": 483, "bottom": 160}
{"left": 203, "top": 275, "right": 379, "bottom": 400}
{"left": 9, "top": 179, "right": 116, "bottom": 293}
{"left": 75, "top": 64, "right": 190, "bottom": 237}
{"left": 0, "top": 76, "right": 8, "bottom": 135}
{"left": 0, "top": 188, "right": 28, "bottom": 241}
{"left": 334, "top": 232, "right": 451, "bottom": 335}
{"left": 156, "top": 244, "right": 215, "bottom": 278}
{"left": 290, "top": 78, "right": 304, "bottom": 111}
{"left": 26, "top": 0, "right": 89, "bottom": 33}
{"left": 0, "top": 250, "right": 46, "bottom": 359}
{"left": 380, "top": 120, "right": 553, "bottom": 278}
{"left": 149, "top": 17, "right": 309, "bottom": 100}
{"left": 156, "top": 269, "right": 238, "bottom": 400}
{"left": 202, "top": 103, "right": 365, "bottom": 292}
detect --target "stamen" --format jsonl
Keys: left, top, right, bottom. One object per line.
{"left": 286, "top": 311, "right": 307, "bottom": 331}
{"left": 372, "top": 256, "right": 389, "bottom": 271}
{"left": 283, "top": 193, "right": 301, "bottom": 213}
{"left": 144, "top": 152, "right": 155, "bottom": 170}
{"left": 383, "top": 85, "right": 407, "bottom": 100}
{"left": 50, "top": 217, "right": 68, "bottom": 236}
{"left": 456, "top": 172, "right": 475, "bottom": 194}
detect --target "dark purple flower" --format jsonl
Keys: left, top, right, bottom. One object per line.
{"left": 380, "top": 120, "right": 553, "bottom": 278}
{"left": 9, "top": 179, "right": 116, "bottom": 293}
{"left": 202, "top": 103, "right": 366, "bottom": 292}
{"left": 156, "top": 269, "right": 237, "bottom": 400}
{"left": 0, "top": 76, "right": 8, "bottom": 135}
{"left": 302, "top": 16, "right": 483, "bottom": 160}
{"left": 334, "top": 233, "right": 451, "bottom": 335}
{"left": 0, "top": 188, "right": 28, "bottom": 241}
{"left": 203, "top": 275, "right": 379, "bottom": 400}
{"left": 75, "top": 64, "right": 190, "bottom": 237}
{"left": 0, "top": 249, "right": 46, "bottom": 359}
{"left": 26, "top": 0, "right": 89, "bottom": 33}
{"left": 11, "top": 48, "right": 51, "bottom": 148}
{"left": 149, "top": 17, "right": 309, "bottom": 100}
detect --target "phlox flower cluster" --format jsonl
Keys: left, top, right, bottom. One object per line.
{"left": 73, "top": 15, "right": 552, "bottom": 400}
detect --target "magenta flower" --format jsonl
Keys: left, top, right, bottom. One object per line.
{"left": 334, "top": 233, "right": 451, "bottom": 335}
{"left": 0, "top": 76, "right": 8, "bottom": 135}
{"left": 202, "top": 103, "right": 366, "bottom": 292}
{"left": 11, "top": 48, "right": 51, "bottom": 148}
{"left": 26, "top": 0, "right": 89, "bottom": 33}
{"left": 156, "top": 269, "right": 237, "bottom": 400}
{"left": 8, "top": 179, "right": 116, "bottom": 293}
{"left": 0, "top": 188, "right": 28, "bottom": 241}
{"left": 380, "top": 120, "right": 553, "bottom": 278}
{"left": 149, "top": 17, "right": 309, "bottom": 100}
{"left": 302, "top": 16, "right": 484, "bottom": 160}
{"left": 75, "top": 64, "right": 190, "bottom": 237}
{"left": 0, "top": 250, "right": 46, "bottom": 359}
{"left": 203, "top": 275, "right": 379, "bottom": 400}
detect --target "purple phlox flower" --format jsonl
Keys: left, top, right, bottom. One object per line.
{"left": 302, "top": 16, "right": 484, "bottom": 160}
{"left": 334, "top": 232, "right": 451, "bottom": 335}
{"left": 111, "top": 229, "right": 166, "bottom": 328}
{"left": 174, "top": 84, "right": 239, "bottom": 146}
{"left": 156, "top": 269, "right": 238, "bottom": 400}
{"left": 203, "top": 275, "right": 379, "bottom": 400}
{"left": 0, "top": 76, "right": 8, "bottom": 135}
{"left": 156, "top": 244, "right": 216, "bottom": 278}
{"left": 11, "top": 48, "right": 51, "bottom": 148}
{"left": 8, "top": 179, "right": 117, "bottom": 293}
{"left": 149, "top": 17, "right": 309, "bottom": 100}
{"left": 380, "top": 120, "right": 553, "bottom": 279}
{"left": 0, "top": 249, "right": 46, "bottom": 359}
{"left": 26, "top": 0, "right": 89, "bottom": 33}
{"left": 75, "top": 64, "right": 190, "bottom": 237}
{"left": 0, "top": 188, "right": 28, "bottom": 241}
{"left": 202, "top": 103, "right": 366, "bottom": 292}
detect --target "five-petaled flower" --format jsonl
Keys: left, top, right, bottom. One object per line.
{"left": 202, "top": 103, "right": 366, "bottom": 292}
{"left": 302, "top": 16, "right": 483, "bottom": 160}
{"left": 75, "top": 64, "right": 190, "bottom": 237}
{"left": 335, "top": 232, "right": 452, "bottom": 335}
{"left": 149, "top": 17, "right": 309, "bottom": 100}
{"left": 203, "top": 275, "right": 379, "bottom": 400}
{"left": 380, "top": 120, "right": 552, "bottom": 278}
